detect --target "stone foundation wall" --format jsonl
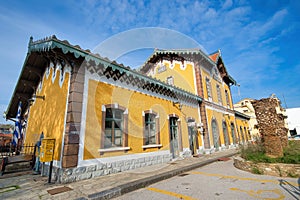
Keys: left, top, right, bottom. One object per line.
{"left": 234, "top": 157, "right": 300, "bottom": 178}
{"left": 42, "top": 153, "right": 172, "bottom": 183}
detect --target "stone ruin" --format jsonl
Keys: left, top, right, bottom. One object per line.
{"left": 252, "top": 97, "right": 288, "bottom": 158}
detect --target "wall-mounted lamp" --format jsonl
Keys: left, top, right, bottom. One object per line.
{"left": 173, "top": 101, "right": 182, "bottom": 110}
{"left": 197, "top": 122, "right": 204, "bottom": 135}
{"left": 28, "top": 95, "right": 45, "bottom": 106}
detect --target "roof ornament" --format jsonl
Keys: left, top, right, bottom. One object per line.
{"left": 28, "top": 36, "right": 33, "bottom": 47}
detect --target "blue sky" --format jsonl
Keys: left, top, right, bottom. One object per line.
{"left": 1, "top": 0, "right": 300, "bottom": 124}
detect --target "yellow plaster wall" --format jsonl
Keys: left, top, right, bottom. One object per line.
{"left": 83, "top": 80, "right": 200, "bottom": 160}
{"left": 201, "top": 69, "right": 233, "bottom": 108}
{"left": 148, "top": 61, "right": 196, "bottom": 94}
{"left": 201, "top": 69, "right": 210, "bottom": 100}
{"left": 25, "top": 68, "right": 70, "bottom": 161}
{"left": 205, "top": 109, "right": 236, "bottom": 146}
{"left": 223, "top": 84, "right": 233, "bottom": 108}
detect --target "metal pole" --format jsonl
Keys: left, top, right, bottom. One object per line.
{"left": 48, "top": 161, "right": 53, "bottom": 183}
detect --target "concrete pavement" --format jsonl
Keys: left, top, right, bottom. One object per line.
{"left": 0, "top": 149, "right": 238, "bottom": 200}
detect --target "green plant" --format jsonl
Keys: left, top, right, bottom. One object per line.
{"left": 240, "top": 140, "right": 300, "bottom": 164}
{"left": 251, "top": 167, "right": 263, "bottom": 175}
{"left": 287, "top": 172, "right": 298, "bottom": 178}
{"left": 275, "top": 166, "right": 282, "bottom": 177}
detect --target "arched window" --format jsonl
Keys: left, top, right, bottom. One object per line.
{"left": 230, "top": 123, "right": 236, "bottom": 144}
{"left": 211, "top": 119, "right": 220, "bottom": 149}
{"left": 222, "top": 121, "right": 229, "bottom": 146}
{"left": 240, "top": 126, "right": 245, "bottom": 143}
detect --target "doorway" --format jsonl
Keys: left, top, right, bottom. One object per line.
{"left": 169, "top": 117, "right": 179, "bottom": 158}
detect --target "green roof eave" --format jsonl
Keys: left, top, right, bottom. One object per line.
{"left": 228, "top": 75, "right": 237, "bottom": 86}
{"left": 28, "top": 36, "right": 202, "bottom": 104}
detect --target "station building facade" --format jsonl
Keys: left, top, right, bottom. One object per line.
{"left": 6, "top": 36, "right": 249, "bottom": 183}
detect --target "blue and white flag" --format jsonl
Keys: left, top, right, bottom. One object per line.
{"left": 12, "top": 101, "right": 22, "bottom": 147}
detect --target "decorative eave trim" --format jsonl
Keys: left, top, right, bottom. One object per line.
{"left": 28, "top": 36, "right": 203, "bottom": 104}
{"left": 138, "top": 48, "right": 217, "bottom": 73}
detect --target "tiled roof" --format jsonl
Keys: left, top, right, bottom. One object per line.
{"left": 208, "top": 50, "right": 220, "bottom": 63}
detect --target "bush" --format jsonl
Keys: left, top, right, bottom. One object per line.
{"left": 240, "top": 140, "right": 300, "bottom": 164}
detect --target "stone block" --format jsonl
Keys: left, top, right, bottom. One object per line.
{"left": 60, "top": 175, "right": 76, "bottom": 184}
{"left": 63, "top": 144, "right": 79, "bottom": 156}
{"left": 74, "top": 166, "right": 86, "bottom": 175}
{"left": 86, "top": 165, "right": 96, "bottom": 172}
{"left": 76, "top": 172, "right": 92, "bottom": 181}
{"left": 112, "top": 167, "right": 121, "bottom": 173}
{"left": 70, "top": 82, "right": 84, "bottom": 93}
{"left": 64, "top": 134, "right": 79, "bottom": 144}
{"left": 93, "top": 170, "right": 104, "bottom": 177}
{"left": 62, "top": 155, "right": 78, "bottom": 168}
{"left": 67, "top": 112, "right": 82, "bottom": 123}
{"left": 104, "top": 169, "right": 112, "bottom": 175}
{"left": 68, "top": 91, "right": 83, "bottom": 103}
{"left": 65, "top": 122, "right": 81, "bottom": 134}
{"left": 68, "top": 102, "right": 83, "bottom": 113}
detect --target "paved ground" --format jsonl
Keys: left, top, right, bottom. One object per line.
{"left": 1, "top": 148, "right": 297, "bottom": 200}
{"left": 115, "top": 158, "right": 300, "bottom": 200}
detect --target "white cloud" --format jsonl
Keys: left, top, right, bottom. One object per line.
{"left": 222, "top": 0, "right": 233, "bottom": 10}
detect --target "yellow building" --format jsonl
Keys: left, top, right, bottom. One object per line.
{"left": 140, "top": 49, "right": 240, "bottom": 153}
{"left": 6, "top": 36, "right": 249, "bottom": 183}
{"left": 234, "top": 111, "right": 251, "bottom": 144}
{"left": 234, "top": 98, "right": 259, "bottom": 140}
{"left": 6, "top": 36, "right": 202, "bottom": 183}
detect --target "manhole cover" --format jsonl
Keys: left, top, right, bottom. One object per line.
{"left": 47, "top": 186, "right": 73, "bottom": 195}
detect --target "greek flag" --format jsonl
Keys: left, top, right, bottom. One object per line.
{"left": 12, "top": 101, "right": 22, "bottom": 147}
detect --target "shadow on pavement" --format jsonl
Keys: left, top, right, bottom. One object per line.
{"left": 278, "top": 179, "right": 300, "bottom": 200}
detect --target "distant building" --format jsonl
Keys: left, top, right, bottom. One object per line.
{"left": 234, "top": 98, "right": 258, "bottom": 140}
{"left": 234, "top": 111, "right": 251, "bottom": 144}
{"left": 0, "top": 124, "right": 14, "bottom": 134}
{"left": 0, "top": 124, "right": 13, "bottom": 146}
{"left": 286, "top": 107, "right": 300, "bottom": 136}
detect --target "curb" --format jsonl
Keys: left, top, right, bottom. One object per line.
{"left": 86, "top": 152, "right": 238, "bottom": 200}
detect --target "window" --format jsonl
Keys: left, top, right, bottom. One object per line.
{"left": 216, "top": 85, "right": 222, "bottom": 104}
{"left": 144, "top": 113, "right": 157, "bottom": 145}
{"left": 104, "top": 108, "right": 124, "bottom": 148}
{"left": 205, "top": 77, "right": 212, "bottom": 100}
{"left": 225, "top": 90, "right": 230, "bottom": 106}
{"left": 167, "top": 76, "right": 174, "bottom": 86}
{"left": 143, "top": 111, "right": 161, "bottom": 148}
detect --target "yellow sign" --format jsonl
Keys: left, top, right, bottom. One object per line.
{"left": 40, "top": 138, "right": 55, "bottom": 162}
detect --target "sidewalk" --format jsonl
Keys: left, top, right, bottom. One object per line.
{"left": 0, "top": 149, "right": 238, "bottom": 200}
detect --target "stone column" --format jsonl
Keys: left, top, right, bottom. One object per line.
{"left": 194, "top": 65, "right": 210, "bottom": 149}
{"left": 62, "top": 63, "right": 85, "bottom": 168}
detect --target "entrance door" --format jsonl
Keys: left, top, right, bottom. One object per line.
{"left": 169, "top": 117, "right": 179, "bottom": 158}
{"left": 223, "top": 122, "right": 229, "bottom": 148}
{"left": 212, "top": 119, "right": 220, "bottom": 151}
{"left": 230, "top": 123, "right": 236, "bottom": 145}
{"left": 188, "top": 121, "right": 196, "bottom": 155}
